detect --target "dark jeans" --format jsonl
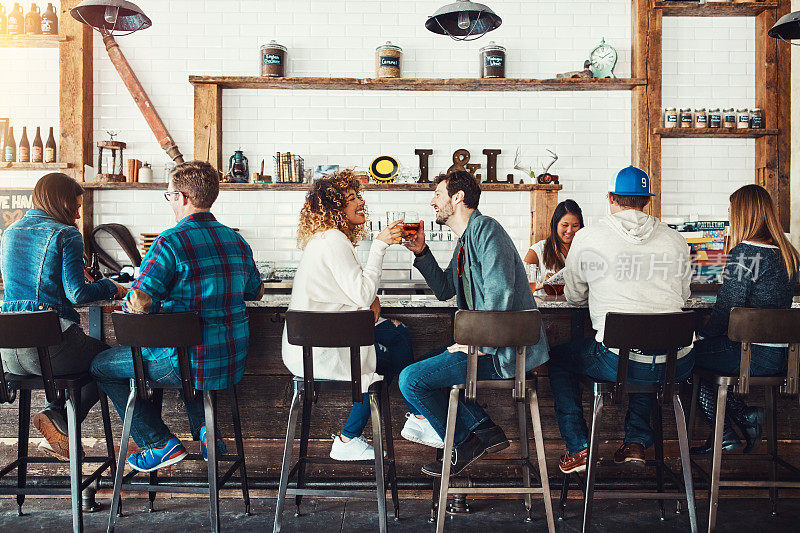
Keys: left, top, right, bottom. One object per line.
{"left": 90, "top": 346, "right": 205, "bottom": 451}
{"left": 692, "top": 335, "right": 787, "bottom": 376}
{"left": 548, "top": 337, "right": 695, "bottom": 455}
{"left": 399, "top": 348, "right": 502, "bottom": 447}
{"left": 1, "top": 323, "right": 107, "bottom": 424}
{"left": 342, "top": 320, "right": 417, "bottom": 439}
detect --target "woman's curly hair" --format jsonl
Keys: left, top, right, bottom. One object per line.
{"left": 297, "top": 170, "right": 368, "bottom": 249}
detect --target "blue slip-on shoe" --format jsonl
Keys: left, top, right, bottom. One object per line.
{"left": 127, "top": 436, "right": 187, "bottom": 473}
{"left": 200, "top": 426, "right": 228, "bottom": 462}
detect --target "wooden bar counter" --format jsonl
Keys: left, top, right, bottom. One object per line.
{"left": 3, "top": 292, "right": 800, "bottom": 492}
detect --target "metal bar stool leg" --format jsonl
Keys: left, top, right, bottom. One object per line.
{"left": 230, "top": 385, "right": 251, "bottom": 516}
{"left": 379, "top": 382, "right": 400, "bottom": 520}
{"left": 429, "top": 450, "right": 442, "bottom": 523}
{"left": 558, "top": 475, "right": 569, "bottom": 520}
{"left": 653, "top": 400, "right": 666, "bottom": 521}
{"left": 707, "top": 384, "right": 728, "bottom": 533}
{"left": 66, "top": 386, "right": 84, "bottom": 533}
{"left": 688, "top": 377, "right": 700, "bottom": 444}
{"left": 517, "top": 396, "right": 533, "bottom": 521}
{"left": 529, "top": 384, "right": 556, "bottom": 533}
{"left": 765, "top": 385, "right": 779, "bottom": 516}
{"left": 108, "top": 380, "right": 137, "bottom": 533}
{"left": 369, "top": 389, "right": 388, "bottom": 533}
{"left": 294, "top": 392, "right": 312, "bottom": 515}
{"left": 16, "top": 389, "right": 31, "bottom": 516}
{"left": 148, "top": 390, "right": 164, "bottom": 513}
{"left": 99, "top": 393, "right": 121, "bottom": 515}
{"left": 581, "top": 392, "right": 604, "bottom": 533}
{"left": 273, "top": 382, "right": 301, "bottom": 533}
{"left": 673, "top": 394, "right": 698, "bottom": 533}
{"left": 203, "top": 390, "right": 220, "bottom": 533}
{"left": 435, "top": 387, "right": 460, "bottom": 533}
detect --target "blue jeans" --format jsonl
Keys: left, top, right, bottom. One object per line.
{"left": 342, "top": 320, "right": 417, "bottom": 439}
{"left": 691, "top": 335, "right": 787, "bottom": 376}
{"left": 548, "top": 337, "right": 695, "bottom": 455}
{"left": 398, "top": 348, "right": 502, "bottom": 447}
{"left": 90, "top": 346, "right": 205, "bottom": 451}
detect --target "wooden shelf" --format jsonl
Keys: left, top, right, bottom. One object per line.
{"left": 654, "top": 1, "right": 778, "bottom": 17}
{"left": 189, "top": 76, "right": 647, "bottom": 92}
{"left": 0, "top": 162, "right": 72, "bottom": 170}
{"left": 655, "top": 127, "right": 778, "bottom": 138}
{"left": 81, "top": 182, "right": 562, "bottom": 192}
{"left": 0, "top": 34, "right": 69, "bottom": 48}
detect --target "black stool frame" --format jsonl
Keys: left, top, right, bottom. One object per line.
{"left": 558, "top": 312, "right": 698, "bottom": 533}
{"left": 274, "top": 310, "right": 399, "bottom": 533}
{"left": 433, "top": 309, "right": 555, "bottom": 533}
{"left": 0, "top": 310, "right": 116, "bottom": 533}
{"left": 687, "top": 307, "right": 800, "bottom": 533}
{"left": 106, "top": 312, "right": 250, "bottom": 533}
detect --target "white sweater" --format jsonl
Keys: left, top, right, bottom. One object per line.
{"left": 282, "top": 229, "right": 388, "bottom": 391}
{"left": 563, "top": 209, "right": 692, "bottom": 363}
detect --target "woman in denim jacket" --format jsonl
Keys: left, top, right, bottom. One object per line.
{"left": 0, "top": 173, "right": 125, "bottom": 460}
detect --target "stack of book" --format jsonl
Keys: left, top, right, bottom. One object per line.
{"left": 274, "top": 153, "right": 305, "bottom": 183}
{"left": 672, "top": 220, "right": 729, "bottom": 283}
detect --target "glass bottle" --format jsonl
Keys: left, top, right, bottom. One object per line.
{"left": 679, "top": 108, "right": 693, "bottom": 128}
{"left": 693, "top": 108, "right": 707, "bottom": 129}
{"left": 736, "top": 108, "right": 750, "bottom": 129}
{"left": 8, "top": 3, "right": 24, "bottom": 35}
{"left": 0, "top": 5, "right": 7, "bottom": 35}
{"left": 40, "top": 2, "right": 57, "bottom": 35}
{"left": 663, "top": 108, "right": 678, "bottom": 129}
{"left": 18, "top": 126, "right": 30, "bottom": 162}
{"left": 4, "top": 126, "right": 16, "bottom": 162}
{"left": 31, "top": 126, "right": 43, "bottom": 162}
{"left": 749, "top": 108, "right": 764, "bottom": 129}
{"left": 708, "top": 109, "right": 722, "bottom": 129}
{"left": 723, "top": 108, "right": 736, "bottom": 128}
{"left": 24, "top": 3, "right": 41, "bottom": 35}
{"left": 44, "top": 127, "right": 56, "bottom": 162}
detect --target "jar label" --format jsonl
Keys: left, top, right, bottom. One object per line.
{"left": 725, "top": 115, "right": 736, "bottom": 122}
{"left": 751, "top": 117, "right": 763, "bottom": 128}
{"left": 666, "top": 115, "right": 677, "bottom": 122}
{"left": 739, "top": 115, "right": 749, "bottom": 122}
{"left": 263, "top": 53, "right": 282, "bottom": 65}
{"left": 696, "top": 115, "right": 707, "bottom": 123}
{"left": 42, "top": 19, "right": 53, "bottom": 32}
{"left": 709, "top": 115, "right": 721, "bottom": 123}
{"left": 484, "top": 55, "right": 504, "bottom": 67}
{"left": 380, "top": 56, "right": 400, "bottom": 68}
{"left": 681, "top": 116, "right": 692, "bottom": 123}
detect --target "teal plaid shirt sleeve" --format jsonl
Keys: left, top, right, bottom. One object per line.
{"left": 123, "top": 236, "right": 177, "bottom": 313}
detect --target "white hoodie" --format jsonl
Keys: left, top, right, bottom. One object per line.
{"left": 563, "top": 209, "right": 692, "bottom": 363}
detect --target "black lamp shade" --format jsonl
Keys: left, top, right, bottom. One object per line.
{"left": 425, "top": 1, "right": 502, "bottom": 37}
{"left": 769, "top": 10, "right": 800, "bottom": 40}
{"left": 70, "top": 0, "right": 151, "bottom": 33}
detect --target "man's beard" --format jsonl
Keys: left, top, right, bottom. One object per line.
{"left": 435, "top": 203, "right": 453, "bottom": 225}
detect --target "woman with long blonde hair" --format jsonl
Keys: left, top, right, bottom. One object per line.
{"left": 283, "top": 171, "right": 440, "bottom": 461}
{"left": 690, "top": 184, "right": 800, "bottom": 455}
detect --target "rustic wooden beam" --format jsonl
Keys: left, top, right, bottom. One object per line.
{"left": 59, "top": 0, "right": 92, "bottom": 183}
{"left": 530, "top": 189, "right": 560, "bottom": 245}
{"left": 81, "top": 182, "right": 563, "bottom": 192}
{"left": 188, "top": 76, "right": 647, "bottom": 92}
{"left": 755, "top": 7, "right": 786, "bottom": 229}
{"left": 632, "top": 0, "right": 662, "bottom": 219}
{"left": 654, "top": 128, "right": 779, "bottom": 139}
{"left": 775, "top": 0, "right": 791, "bottom": 231}
{"left": 80, "top": 189, "right": 94, "bottom": 257}
{"left": 655, "top": 1, "right": 778, "bottom": 17}
{"left": 194, "top": 83, "right": 223, "bottom": 171}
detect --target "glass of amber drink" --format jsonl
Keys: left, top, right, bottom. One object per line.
{"left": 403, "top": 211, "right": 421, "bottom": 244}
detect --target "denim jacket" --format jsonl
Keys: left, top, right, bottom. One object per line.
{"left": 1, "top": 209, "right": 116, "bottom": 323}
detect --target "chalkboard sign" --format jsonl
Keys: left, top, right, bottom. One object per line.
{"left": 0, "top": 189, "right": 33, "bottom": 240}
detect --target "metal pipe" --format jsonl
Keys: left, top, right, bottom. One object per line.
{"left": 100, "top": 29, "right": 184, "bottom": 164}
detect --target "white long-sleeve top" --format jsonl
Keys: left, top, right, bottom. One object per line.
{"left": 282, "top": 229, "right": 388, "bottom": 391}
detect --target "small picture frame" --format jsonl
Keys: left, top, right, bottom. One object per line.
{"left": 0, "top": 119, "right": 8, "bottom": 155}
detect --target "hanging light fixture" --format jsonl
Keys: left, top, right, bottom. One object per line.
{"left": 768, "top": 11, "right": 800, "bottom": 44}
{"left": 71, "top": 1, "right": 184, "bottom": 164}
{"left": 425, "top": 0, "right": 502, "bottom": 42}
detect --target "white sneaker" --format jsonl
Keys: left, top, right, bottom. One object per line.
{"left": 401, "top": 413, "right": 444, "bottom": 449}
{"left": 329, "top": 435, "right": 375, "bottom": 461}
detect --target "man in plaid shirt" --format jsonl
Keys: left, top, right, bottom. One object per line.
{"left": 92, "top": 161, "right": 263, "bottom": 472}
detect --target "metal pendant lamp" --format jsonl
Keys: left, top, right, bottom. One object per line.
{"left": 768, "top": 11, "right": 800, "bottom": 43}
{"left": 70, "top": 1, "right": 184, "bottom": 164}
{"left": 425, "top": 0, "right": 502, "bottom": 42}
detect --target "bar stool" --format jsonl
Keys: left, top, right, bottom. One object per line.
{"left": 106, "top": 311, "right": 251, "bottom": 533}
{"left": 687, "top": 307, "right": 800, "bottom": 532}
{"left": 0, "top": 310, "right": 117, "bottom": 533}
{"left": 274, "top": 310, "right": 399, "bottom": 533}
{"left": 433, "top": 309, "right": 555, "bottom": 533}
{"left": 557, "top": 312, "right": 698, "bottom": 533}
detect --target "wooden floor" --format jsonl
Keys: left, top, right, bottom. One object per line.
{"left": 2, "top": 496, "right": 800, "bottom": 532}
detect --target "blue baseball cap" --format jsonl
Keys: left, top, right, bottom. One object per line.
{"left": 608, "top": 165, "right": 654, "bottom": 197}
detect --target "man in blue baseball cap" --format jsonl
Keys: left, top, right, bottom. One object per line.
{"left": 548, "top": 165, "right": 694, "bottom": 474}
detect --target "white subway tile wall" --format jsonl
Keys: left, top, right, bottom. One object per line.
{"left": 0, "top": 1, "right": 757, "bottom": 266}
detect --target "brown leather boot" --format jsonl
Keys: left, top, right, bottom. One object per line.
{"left": 613, "top": 442, "right": 646, "bottom": 465}
{"left": 558, "top": 448, "right": 588, "bottom": 474}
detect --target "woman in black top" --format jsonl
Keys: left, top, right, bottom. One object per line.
{"left": 691, "top": 184, "right": 800, "bottom": 455}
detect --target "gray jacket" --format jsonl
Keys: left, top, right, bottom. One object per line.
{"left": 413, "top": 210, "right": 549, "bottom": 378}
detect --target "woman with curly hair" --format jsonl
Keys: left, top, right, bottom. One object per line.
{"left": 282, "top": 171, "right": 431, "bottom": 461}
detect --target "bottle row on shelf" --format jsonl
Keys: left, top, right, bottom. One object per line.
{"left": 2, "top": 125, "right": 57, "bottom": 163}
{"left": 0, "top": 2, "right": 58, "bottom": 35}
